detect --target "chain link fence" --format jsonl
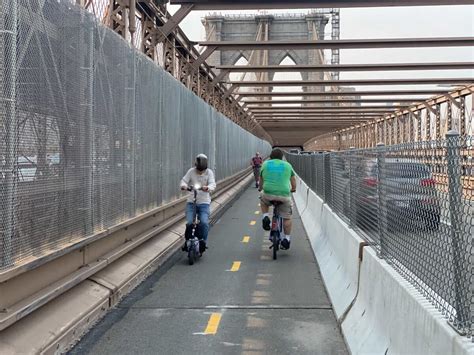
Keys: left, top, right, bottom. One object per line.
{"left": 287, "top": 134, "right": 474, "bottom": 337}
{"left": 0, "top": 0, "right": 271, "bottom": 271}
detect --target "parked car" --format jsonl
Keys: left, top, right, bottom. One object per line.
{"left": 343, "top": 158, "right": 441, "bottom": 232}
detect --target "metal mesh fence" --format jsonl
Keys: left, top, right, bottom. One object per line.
{"left": 0, "top": 0, "right": 271, "bottom": 271}
{"left": 287, "top": 135, "right": 474, "bottom": 337}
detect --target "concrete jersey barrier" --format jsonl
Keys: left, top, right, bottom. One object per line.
{"left": 293, "top": 175, "right": 474, "bottom": 355}
{"left": 294, "top": 177, "right": 363, "bottom": 320}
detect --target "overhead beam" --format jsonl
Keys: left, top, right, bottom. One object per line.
{"left": 211, "top": 69, "right": 231, "bottom": 86}
{"left": 214, "top": 62, "right": 474, "bottom": 73}
{"left": 228, "top": 78, "right": 474, "bottom": 87}
{"left": 235, "top": 90, "right": 451, "bottom": 97}
{"left": 259, "top": 121, "right": 370, "bottom": 124}
{"left": 191, "top": 45, "right": 218, "bottom": 70}
{"left": 256, "top": 119, "right": 381, "bottom": 122}
{"left": 156, "top": 4, "right": 194, "bottom": 42}
{"left": 195, "top": 39, "right": 474, "bottom": 67}
{"left": 197, "top": 38, "right": 474, "bottom": 53}
{"left": 254, "top": 115, "right": 383, "bottom": 119}
{"left": 261, "top": 124, "right": 370, "bottom": 127}
{"left": 250, "top": 105, "right": 400, "bottom": 111}
{"left": 254, "top": 114, "right": 383, "bottom": 118}
{"left": 256, "top": 119, "right": 382, "bottom": 122}
{"left": 244, "top": 98, "right": 427, "bottom": 105}
{"left": 252, "top": 111, "right": 394, "bottom": 116}
{"left": 170, "top": 0, "right": 474, "bottom": 10}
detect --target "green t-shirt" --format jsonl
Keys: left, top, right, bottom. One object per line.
{"left": 260, "top": 159, "right": 295, "bottom": 197}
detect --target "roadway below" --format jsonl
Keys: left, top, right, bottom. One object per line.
{"left": 69, "top": 187, "right": 348, "bottom": 355}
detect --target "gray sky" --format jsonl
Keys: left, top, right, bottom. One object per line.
{"left": 169, "top": 5, "right": 474, "bottom": 88}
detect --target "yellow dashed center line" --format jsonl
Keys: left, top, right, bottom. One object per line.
{"left": 230, "top": 261, "right": 241, "bottom": 272}
{"left": 204, "top": 313, "right": 222, "bottom": 335}
{"left": 250, "top": 220, "right": 256, "bottom": 226}
{"left": 242, "top": 236, "right": 250, "bottom": 243}
{"left": 254, "top": 211, "right": 260, "bottom": 215}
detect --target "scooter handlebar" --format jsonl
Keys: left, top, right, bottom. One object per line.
{"left": 187, "top": 185, "right": 202, "bottom": 192}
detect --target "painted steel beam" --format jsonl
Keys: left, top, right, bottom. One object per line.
{"left": 156, "top": 4, "right": 194, "bottom": 42}
{"left": 250, "top": 105, "right": 399, "bottom": 111}
{"left": 235, "top": 90, "right": 450, "bottom": 97}
{"left": 191, "top": 45, "right": 218, "bottom": 70}
{"left": 211, "top": 69, "right": 231, "bottom": 85}
{"left": 244, "top": 98, "right": 427, "bottom": 105}
{"left": 254, "top": 114, "right": 383, "bottom": 118}
{"left": 253, "top": 111, "right": 394, "bottom": 116}
{"left": 197, "top": 38, "right": 474, "bottom": 51}
{"left": 258, "top": 117, "right": 374, "bottom": 120}
{"left": 195, "top": 39, "right": 474, "bottom": 65}
{"left": 260, "top": 121, "right": 371, "bottom": 125}
{"left": 256, "top": 118, "right": 381, "bottom": 122}
{"left": 228, "top": 78, "right": 474, "bottom": 87}
{"left": 170, "top": 0, "right": 474, "bottom": 10}
{"left": 214, "top": 62, "right": 474, "bottom": 73}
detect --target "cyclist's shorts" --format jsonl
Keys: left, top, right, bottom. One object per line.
{"left": 260, "top": 193, "right": 292, "bottom": 219}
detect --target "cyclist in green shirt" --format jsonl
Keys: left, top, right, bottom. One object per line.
{"left": 259, "top": 148, "right": 296, "bottom": 250}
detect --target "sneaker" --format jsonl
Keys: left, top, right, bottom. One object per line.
{"left": 262, "top": 216, "right": 271, "bottom": 231}
{"left": 281, "top": 238, "right": 290, "bottom": 250}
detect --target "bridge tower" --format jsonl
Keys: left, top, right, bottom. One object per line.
{"left": 203, "top": 12, "right": 331, "bottom": 88}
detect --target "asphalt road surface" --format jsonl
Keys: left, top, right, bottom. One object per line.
{"left": 70, "top": 187, "right": 348, "bottom": 355}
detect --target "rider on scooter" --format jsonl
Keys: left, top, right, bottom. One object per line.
{"left": 180, "top": 154, "right": 216, "bottom": 251}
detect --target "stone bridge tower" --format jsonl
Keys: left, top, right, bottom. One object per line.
{"left": 203, "top": 13, "right": 330, "bottom": 84}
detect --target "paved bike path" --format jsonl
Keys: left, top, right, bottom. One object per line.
{"left": 70, "top": 187, "right": 348, "bottom": 355}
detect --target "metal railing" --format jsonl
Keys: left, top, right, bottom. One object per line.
{"left": 0, "top": 0, "right": 271, "bottom": 271}
{"left": 287, "top": 132, "right": 474, "bottom": 337}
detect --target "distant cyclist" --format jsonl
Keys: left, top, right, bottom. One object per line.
{"left": 180, "top": 154, "right": 216, "bottom": 250}
{"left": 259, "top": 148, "right": 296, "bottom": 250}
{"left": 251, "top": 152, "right": 263, "bottom": 188}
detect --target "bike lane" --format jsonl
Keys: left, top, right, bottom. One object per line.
{"left": 70, "top": 187, "right": 348, "bottom": 355}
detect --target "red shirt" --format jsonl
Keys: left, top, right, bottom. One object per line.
{"left": 252, "top": 156, "right": 263, "bottom": 167}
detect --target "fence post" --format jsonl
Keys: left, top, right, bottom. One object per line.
{"left": 316, "top": 154, "right": 322, "bottom": 199}
{"left": 348, "top": 147, "right": 356, "bottom": 228}
{"left": 376, "top": 142, "right": 387, "bottom": 258}
{"left": 2, "top": 0, "right": 18, "bottom": 268}
{"left": 310, "top": 154, "right": 316, "bottom": 192}
{"left": 323, "top": 152, "right": 332, "bottom": 205}
{"left": 445, "top": 130, "right": 469, "bottom": 334}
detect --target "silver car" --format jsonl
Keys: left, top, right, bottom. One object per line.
{"left": 344, "top": 158, "right": 441, "bottom": 232}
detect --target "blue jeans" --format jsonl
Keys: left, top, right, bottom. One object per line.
{"left": 185, "top": 203, "right": 210, "bottom": 241}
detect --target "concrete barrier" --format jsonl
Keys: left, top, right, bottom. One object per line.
{"left": 294, "top": 177, "right": 362, "bottom": 320}
{"left": 293, "top": 177, "right": 309, "bottom": 211}
{"left": 293, "top": 175, "right": 474, "bottom": 355}
{"left": 343, "top": 247, "right": 474, "bottom": 355}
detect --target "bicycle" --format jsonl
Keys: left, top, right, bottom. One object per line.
{"left": 269, "top": 201, "right": 283, "bottom": 260}
{"left": 183, "top": 184, "right": 204, "bottom": 265}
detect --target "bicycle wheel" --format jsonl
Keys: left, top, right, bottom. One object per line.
{"left": 188, "top": 240, "right": 197, "bottom": 265}
{"left": 188, "top": 248, "right": 195, "bottom": 265}
{"left": 272, "top": 232, "right": 278, "bottom": 260}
